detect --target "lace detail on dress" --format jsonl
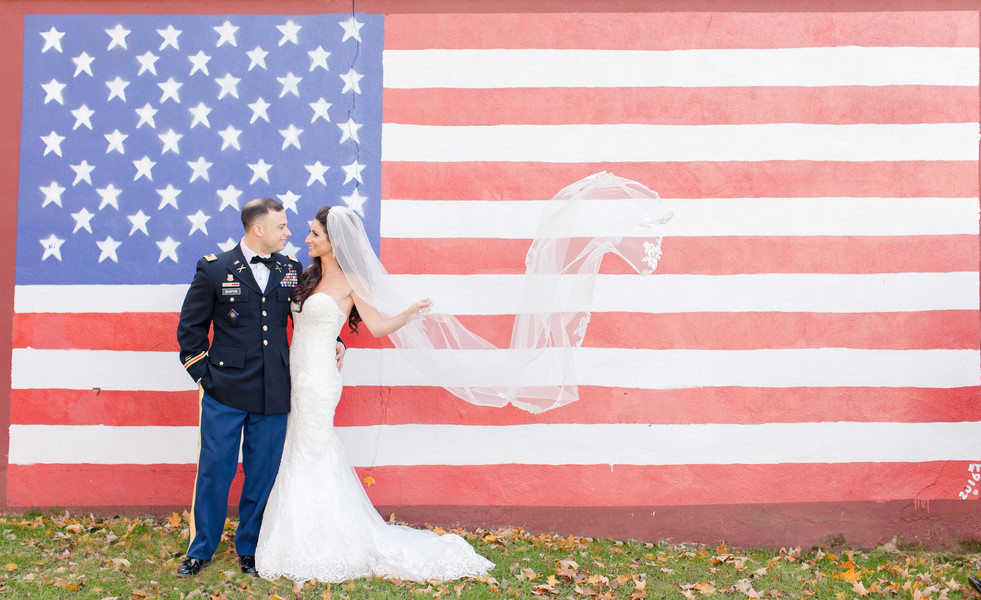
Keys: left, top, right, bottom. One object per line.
{"left": 256, "top": 294, "right": 493, "bottom": 583}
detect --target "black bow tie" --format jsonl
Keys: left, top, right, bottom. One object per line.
{"left": 250, "top": 255, "right": 275, "bottom": 267}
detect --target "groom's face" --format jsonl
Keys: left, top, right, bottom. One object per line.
{"left": 255, "top": 209, "right": 291, "bottom": 254}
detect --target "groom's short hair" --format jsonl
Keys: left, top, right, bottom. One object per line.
{"left": 241, "top": 197, "right": 284, "bottom": 230}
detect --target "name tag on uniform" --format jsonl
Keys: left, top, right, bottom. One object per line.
{"left": 221, "top": 288, "right": 242, "bottom": 296}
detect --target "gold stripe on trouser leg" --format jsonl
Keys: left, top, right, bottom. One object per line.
{"left": 186, "top": 382, "right": 205, "bottom": 554}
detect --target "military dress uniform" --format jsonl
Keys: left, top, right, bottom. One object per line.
{"left": 177, "top": 243, "right": 301, "bottom": 564}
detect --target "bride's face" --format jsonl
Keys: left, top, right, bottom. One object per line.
{"left": 305, "top": 219, "right": 333, "bottom": 259}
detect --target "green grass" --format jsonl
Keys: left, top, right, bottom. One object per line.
{"left": 1, "top": 512, "right": 980, "bottom": 599}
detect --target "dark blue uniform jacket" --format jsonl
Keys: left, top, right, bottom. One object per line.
{"left": 177, "top": 245, "right": 300, "bottom": 415}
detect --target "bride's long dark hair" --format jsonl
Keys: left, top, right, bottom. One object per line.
{"left": 291, "top": 205, "right": 362, "bottom": 334}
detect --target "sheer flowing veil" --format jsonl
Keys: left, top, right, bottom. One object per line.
{"left": 328, "top": 172, "right": 672, "bottom": 413}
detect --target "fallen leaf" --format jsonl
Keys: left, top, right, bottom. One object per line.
{"left": 694, "top": 582, "right": 716, "bottom": 595}
{"left": 4, "top": 563, "right": 16, "bottom": 571}
{"left": 853, "top": 581, "right": 869, "bottom": 596}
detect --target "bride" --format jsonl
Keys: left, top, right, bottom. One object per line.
{"left": 254, "top": 205, "right": 494, "bottom": 583}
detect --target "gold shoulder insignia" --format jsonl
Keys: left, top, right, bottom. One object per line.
{"left": 287, "top": 254, "right": 299, "bottom": 263}
{"left": 204, "top": 253, "right": 218, "bottom": 262}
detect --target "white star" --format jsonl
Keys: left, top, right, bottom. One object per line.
{"left": 337, "top": 118, "right": 362, "bottom": 144}
{"left": 158, "top": 129, "right": 182, "bottom": 154}
{"left": 135, "top": 103, "right": 157, "bottom": 129}
{"left": 308, "top": 45, "right": 331, "bottom": 72}
{"left": 133, "top": 155, "right": 156, "bottom": 181}
{"left": 339, "top": 68, "right": 363, "bottom": 94}
{"left": 106, "top": 76, "right": 129, "bottom": 102}
{"left": 342, "top": 188, "right": 368, "bottom": 215}
{"left": 41, "top": 79, "right": 65, "bottom": 105}
{"left": 158, "top": 77, "right": 182, "bottom": 103}
{"left": 277, "top": 190, "right": 300, "bottom": 214}
{"left": 341, "top": 161, "right": 365, "bottom": 185}
{"left": 279, "top": 124, "right": 303, "bottom": 150}
{"left": 105, "top": 24, "right": 131, "bottom": 51}
{"left": 189, "top": 102, "right": 212, "bottom": 128}
{"left": 277, "top": 72, "right": 301, "bottom": 98}
{"left": 158, "top": 24, "right": 181, "bottom": 50}
{"left": 40, "top": 181, "right": 65, "bottom": 207}
{"left": 218, "top": 125, "right": 242, "bottom": 151}
{"left": 246, "top": 46, "right": 268, "bottom": 71}
{"left": 156, "top": 236, "right": 181, "bottom": 263}
{"left": 188, "top": 156, "right": 212, "bottom": 182}
{"left": 187, "top": 209, "right": 211, "bottom": 235}
{"left": 105, "top": 129, "right": 127, "bottom": 154}
{"left": 215, "top": 73, "right": 240, "bottom": 100}
{"left": 97, "top": 184, "right": 122, "bottom": 210}
{"left": 248, "top": 97, "right": 271, "bottom": 123}
{"left": 40, "top": 234, "right": 65, "bottom": 261}
{"left": 217, "top": 184, "right": 242, "bottom": 211}
{"left": 71, "top": 104, "right": 95, "bottom": 130}
{"left": 304, "top": 161, "right": 329, "bottom": 186}
{"left": 40, "top": 26, "right": 65, "bottom": 53}
{"left": 277, "top": 20, "right": 301, "bottom": 46}
{"left": 188, "top": 51, "right": 211, "bottom": 76}
{"left": 136, "top": 51, "right": 159, "bottom": 76}
{"left": 339, "top": 17, "right": 365, "bottom": 42}
{"left": 283, "top": 241, "right": 301, "bottom": 257}
{"left": 218, "top": 237, "right": 237, "bottom": 252}
{"left": 127, "top": 210, "right": 151, "bottom": 235}
{"left": 248, "top": 159, "right": 273, "bottom": 184}
{"left": 72, "top": 52, "right": 95, "bottom": 77}
{"left": 157, "top": 184, "right": 181, "bottom": 210}
{"left": 309, "top": 97, "right": 331, "bottom": 123}
{"left": 214, "top": 20, "right": 238, "bottom": 47}
{"left": 71, "top": 207, "right": 95, "bottom": 233}
{"left": 70, "top": 160, "right": 95, "bottom": 185}
{"left": 97, "top": 236, "right": 122, "bottom": 263}
{"left": 41, "top": 131, "right": 66, "bottom": 157}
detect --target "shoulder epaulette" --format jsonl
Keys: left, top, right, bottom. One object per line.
{"left": 287, "top": 254, "right": 299, "bottom": 263}
{"left": 204, "top": 254, "right": 218, "bottom": 262}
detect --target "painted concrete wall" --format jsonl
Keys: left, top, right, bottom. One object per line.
{"left": 1, "top": 0, "right": 979, "bottom": 548}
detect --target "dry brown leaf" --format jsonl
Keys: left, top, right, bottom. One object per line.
{"left": 694, "top": 582, "right": 716, "bottom": 595}
{"left": 840, "top": 569, "right": 862, "bottom": 584}
{"left": 853, "top": 581, "right": 869, "bottom": 596}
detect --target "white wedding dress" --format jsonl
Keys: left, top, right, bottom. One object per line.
{"left": 255, "top": 293, "right": 494, "bottom": 583}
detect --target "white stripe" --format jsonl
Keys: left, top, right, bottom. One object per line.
{"left": 11, "top": 347, "right": 979, "bottom": 391}
{"left": 15, "top": 284, "right": 188, "bottom": 313}
{"left": 10, "top": 422, "right": 981, "bottom": 465}
{"left": 14, "top": 272, "right": 980, "bottom": 314}
{"left": 383, "top": 48, "right": 980, "bottom": 88}
{"left": 381, "top": 198, "right": 981, "bottom": 238}
{"left": 381, "top": 123, "right": 979, "bottom": 162}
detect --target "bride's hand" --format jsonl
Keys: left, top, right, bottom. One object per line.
{"left": 406, "top": 298, "right": 432, "bottom": 321}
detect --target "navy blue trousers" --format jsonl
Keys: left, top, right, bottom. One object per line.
{"left": 187, "top": 390, "right": 287, "bottom": 560}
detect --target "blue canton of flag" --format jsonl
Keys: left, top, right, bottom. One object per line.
{"left": 17, "top": 13, "right": 383, "bottom": 285}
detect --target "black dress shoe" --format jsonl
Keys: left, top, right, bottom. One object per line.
{"left": 176, "top": 557, "right": 211, "bottom": 577}
{"left": 968, "top": 577, "right": 981, "bottom": 594}
{"left": 239, "top": 554, "right": 257, "bottom": 576}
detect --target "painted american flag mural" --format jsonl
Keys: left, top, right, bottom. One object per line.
{"left": 4, "top": 2, "right": 981, "bottom": 546}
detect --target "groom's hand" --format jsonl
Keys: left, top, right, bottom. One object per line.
{"left": 335, "top": 341, "right": 345, "bottom": 371}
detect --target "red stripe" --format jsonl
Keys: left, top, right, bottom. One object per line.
{"left": 343, "top": 311, "right": 981, "bottom": 351}
{"left": 384, "top": 87, "right": 980, "bottom": 126}
{"left": 385, "top": 12, "right": 979, "bottom": 50}
{"left": 15, "top": 310, "right": 978, "bottom": 352}
{"left": 14, "top": 386, "right": 980, "bottom": 427}
{"left": 8, "top": 461, "right": 975, "bottom": 506}
{"left": 13, "top": 313, "right": 180, "bottom": 351}
{"left": 382, "top": 235, "right": 981, "bottom": 275}
{"left": 381, "top": 161, "right": 980, "bottom": 200}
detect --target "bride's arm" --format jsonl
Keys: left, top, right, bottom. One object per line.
{"left": 351, "top": 292, "right": 431, "bottom": 338}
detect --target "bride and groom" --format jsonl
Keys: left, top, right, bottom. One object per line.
{"left": 174, "top": 173, "right": 669, "bottom": 582}
{"left": 175, "top": 197, "right": 493, "bottom": 582}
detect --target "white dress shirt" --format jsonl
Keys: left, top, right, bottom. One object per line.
{"left": 240, "top": 240, "right": 271, "bottom": 292}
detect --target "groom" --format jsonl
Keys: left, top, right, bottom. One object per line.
{"left": 175, "top": 197, "right": 343, "bottom": 577}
